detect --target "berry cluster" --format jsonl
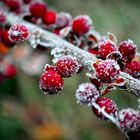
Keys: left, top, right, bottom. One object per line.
{"left": 39, "top": 56, "right": 80, "bottom": 94}
{"left": 0, "top": 0, "right": 140, "bottom": 136}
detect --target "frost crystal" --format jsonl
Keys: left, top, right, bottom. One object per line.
{"left": 118, "top": 108, "right": 140, "bottom": 132}
{"left": 76, "top": 83, "right": 99, "bottom": 106}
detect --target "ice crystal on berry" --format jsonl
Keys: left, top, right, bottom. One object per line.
{"left": 118, "top": 108, "right": 140, "bottom": 132}
{"left": 92, "top": 97, "right": 118, "bottom": 121}
{"left": 56, "top": 55, "right": 79, "bottom": 77}
{"left": 119, "top": 40, "right": 136, "bottom": 62}
{"left": 124, "top": 61, "right": 140, "bottom": 78}
{"left": 76, "top": 83, "right": 100, "bottom": 106}
{"left": 98, "top": 40, "right": 117, "bottom": 59}
{"left": 94, "top": 59, "right": 120, "bottom": 83}
{"left": 39, "top": 69, "right": 64, "bottom": 94}
{"left": 8, "top": 24, "right": 29, "bottom": 43}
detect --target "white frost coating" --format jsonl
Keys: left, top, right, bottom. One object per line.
{"left": 76, "top": 83, "right": 99, "bottom": 106}
{"left": 5, "top": 12, "right": 140, "bottom": 96}
{"left": 91, "top": 102, "right": 120, "bottom": 127}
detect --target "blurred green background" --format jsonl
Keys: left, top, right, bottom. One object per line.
{"left": 0, "top": 0, "right": 140, "bottom": 140}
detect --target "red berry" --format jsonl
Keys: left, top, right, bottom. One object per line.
{"left": 23, "top": 0, "right": 32, "bottom": 4}
{"left": 55, "top": 12, "right": 72, "bottom": 29}
{"left": 118, "top": 108, "right": 140, "bottom": 132}
{"left": 92, "top": 97, "right": 118, "bottom": 121}
{"left": 39, "top": 69, "right": 64, "bottom": 94}
{"left": 29, "top": 2, "right": 47, "bottom": 18}
{"left": 98, "top": 40, "right": 117, "bottom": 59}
{"left": 56, "top": 56, "right": 79, "bottom": 77}
{"left": 76, "top": 83, "right": 100, "bottom": 106}
{"left": 43, "top": 10, "right": 57, "bottom": 25}
{"left": 124, "top": 61, "right": 140, "bottom": 78}
{"left": 94, "top": 59, "right": 120, "bottom": 83}
{"left": 119, "top": 40, "right": 136, "bottom": 62}
{"left": 8, "top": 24, "right": 29, "bottom": 43}
{"left": 1, "top": 30, "right": 14, "bottom": 47}
{"left": 3, "top": 64, "right": 17, "bottom": 78}
{"left": 72, "top": 15, "right": 92, "bottom": 35}
{"left": 0, "top": 12, "right": 6, "bottom": 24}
{"left": 5, "top": 0, "right": 21, "bottom": 11}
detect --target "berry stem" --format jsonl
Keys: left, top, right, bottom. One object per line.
{"left": 5, "top": 12, "right": 140, "bottom": 98}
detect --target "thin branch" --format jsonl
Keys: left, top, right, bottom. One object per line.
{"left": 5, "top": 12, "right": 140, "bottom": 98}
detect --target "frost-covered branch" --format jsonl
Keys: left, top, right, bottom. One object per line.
{"left": 5, "top": 12, "right": 140, "bottom": 98}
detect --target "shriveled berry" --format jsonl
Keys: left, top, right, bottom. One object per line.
{"left": 118, "top": 108, "right": 140, "bottom": 132}
{"left": 1, "top": 30, "right": 14, "bottom": 47}
{"left": 56, "top": 55, "right": 79, "bottom": 77}
{"left": 72, "top": 15, "right": 92, "bottom": 35}
{"left": 76, "top": 83, "right": 100, "bottom": 106}
{"left": 124, "top": 61, "right": 140, "bottom": 78}
{"left": 39, "top": 69, "right": 64, "bottom": 94}
{"left": 119, "top": 40, "right": 136, "bottom": 62}
{"left": 8, "top": 24, "right": 29, "bottom": 43}
{"left": 29, "top": 2, "right": 47, "bottom": 18}
{"left": 94, "top": 59, "right": 120, "bottom": 83}
{"left": 92, "top": 97, "right": 118, "bottom": 121}
{"left": 43, "top": 10, "right": 57, "bottom": 25}
{"left": 5, "top": 0, "right": 21, "bottom": 11}
{"left": 98, "top": 40, "right": 117, "bottom": 59}
{"left": 55, "top": 12, "right": 72, "bottom": 29}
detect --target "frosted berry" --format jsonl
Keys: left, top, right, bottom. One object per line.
{"left": 1, "top": 30, "right": 14, "bottom": 47}
{"left": 0, "top": 12, "right": 6, "bottom": 24}
{"left": 98, "top": 40, "right": 117, "bottom": 59}
{"left": 76, "top": 83, "right": 100, "bottom": 106}
{"left": 8, "top": 24, "right": 29, "bottom": 43}
{"left": 39, "top": 69, "right": 64, "bottom": 94}
{"left": 23, "top": 0, "right": 32, "bottom": 4}
{"left": 56, "top": 55, "right": 79, "bottom": 77}
{"left": 43, "top": 10, "right": 57, "bottom": 25}
{"left": 94, "top": 59, "right": 120, "bottom": 83}
{"left": 29, "top": 2, "right": 47, "bottom": 18}
{"left": 92, "top": 97, "right": 118, "bottom": 121}
{"left": 118, "top": 108, "right": 140, "bottom": 132}
{"left": 55, "top": 12, "right": 72, "bottom": 29}
{"left": 124, "top": 61, "right": 140, "bottom": 78}
{"left": 72, "top": 15, "right": 92, "bottom": 35}
{"left": 5, "top": 0, "right": 20, "bottom": 11}
{"left": 119, "top": 40, "right": 136, "bottom": 62}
